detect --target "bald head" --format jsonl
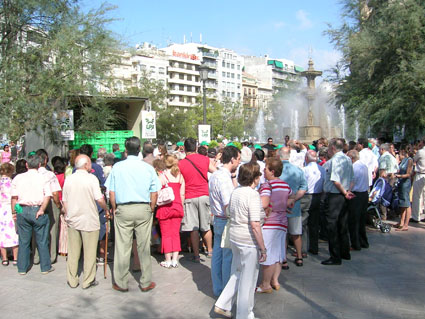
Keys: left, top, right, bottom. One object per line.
{"left": 75, "top": 154, "right": 92, "bottom": 171}
{"left": 279, "top": 147, "right": 290, "bottom": 160}
{"left": 306, "top": 150, "right": 317, "bottom": 163}
{"left": 347, "top": 150, "right": 359, "bottom": 162}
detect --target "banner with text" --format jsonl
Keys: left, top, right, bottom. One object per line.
{"left": 198, "top": 124, "right": 211, "bottom": 144}
{"left": 142, "top": 111, "right": 157, "bottom": 139}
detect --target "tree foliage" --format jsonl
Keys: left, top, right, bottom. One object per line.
{"left": 0, "top": 0, "right": 119, "bottom": 139}
{"left": 326, "top": 0, "right": 425, "bottom": 140}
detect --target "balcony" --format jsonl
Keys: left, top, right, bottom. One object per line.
{"left": 169, "top": 89, "right": 199, "bottom": 97}
{"left": 168, "top": 66, "right": 199, "bottom": 76}
{"left": 202, "top": 51, "right": 219, "bottom": 59}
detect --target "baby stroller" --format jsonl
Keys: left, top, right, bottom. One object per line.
{"left": 367, "top": 177, "right": 393, "bottom": 233}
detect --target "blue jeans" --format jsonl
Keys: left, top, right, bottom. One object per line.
{"left": 17, "top": 206, "right": 51, "bottom": 273}
{"left": 211, "top": 217, "right": 233, "bottom": 296}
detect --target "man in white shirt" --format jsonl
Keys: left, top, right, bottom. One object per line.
{"left": 289, "top": 140, "right": 307, "bottom": 169}
{"left": 412, "top": 139, "right": 425, "bottom": 222}
{"left": 34, "top": 149, "right": 62, "bottom": 264}
{"left": 347, "top": 150, "right": 369, "bottom": 250}
{"left": 209, "top": 146, "right": 240, "bottom": 297}
{"left": 301, "top": 150, "right": 325, "bottom": 255}
{"left": 357, "top": 138, "right": 378, "bottom": 188}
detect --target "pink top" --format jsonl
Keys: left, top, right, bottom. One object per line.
{"left": 1, "top": 151, "right": 11, "bottom": 163}
{"left": 11, "top": 169, "right": 52, "bottom": 205}
{"left": 178, "top": 154, "right": 209, "bottom": 199}
{"left": 259, "top": 179, "right": 292, "bottom": 230}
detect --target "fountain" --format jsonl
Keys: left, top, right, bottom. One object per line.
{"left": 255, "top": 109, "right": 266, "bottom": 142}
{"left": 339, "top": 104, "right": 346, "bottom": 139}
{"left": 282, "top": 58, "right": 323, "bottom": 142}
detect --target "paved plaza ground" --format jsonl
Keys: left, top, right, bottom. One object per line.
{"left": 2, "top": 221, "right": 425, "bottom": 319}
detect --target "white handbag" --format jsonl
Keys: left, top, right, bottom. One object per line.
{"left": 157, "top": 173, "right": 175, "bottom": 206}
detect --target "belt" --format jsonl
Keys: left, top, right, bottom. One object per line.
{"left": 117, "top": 202, "right": 149, "bottom": 206}
{"left": 20, "top": 204, "right": 41, "bottom": 207}
{"left": 214, "top": 215, "right": 228, "bottom": 219}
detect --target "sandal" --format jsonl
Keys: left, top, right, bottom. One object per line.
{"left": 291, "top": 252, "right": 307, "bottom": 258}
{"left": 2, "top": 260, "right": 9, "bottom": 266}
{"left": 271, "top": 284, "right": 281, "bottom": 291}
{"left": 12, "top": 260, "right": 17, "bottom": 266}
{"left": 295, "top": 258, "right": 303, "bottom": 267}
{"left": 206, "top": 251, "right": 213, "bottom": 258}
{"left": 282, "top": 261, "right": 289, "bottom": 270}
{"left": 160, "top": 261, "right": 171, "bottom": 268}
{"left": 256, "top": 286, "right": 273, "bottom": 294}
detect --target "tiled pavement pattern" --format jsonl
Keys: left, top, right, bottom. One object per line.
{"left": 2, "top": 222, "right": 425, "bottom": 319}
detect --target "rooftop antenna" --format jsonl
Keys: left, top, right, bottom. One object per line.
{"left": 200, "top": 33, "right": 202, "bottom": 43}
{"left": 183, "top": 34, "right": 186, "bottom": 44}
{"left": 190, "top": 32, "right": 193, "bottom": 43}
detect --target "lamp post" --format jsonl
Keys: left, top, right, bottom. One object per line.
{"left": 198, "top": 62, "right": 209, "bottom": 124}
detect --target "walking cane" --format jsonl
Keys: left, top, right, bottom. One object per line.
{"left": 104, "top": 212, "right": 109, "bottom": 279}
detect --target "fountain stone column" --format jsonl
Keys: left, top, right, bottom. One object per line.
{"left": 298, "top": 58, "right": 323, "bottom": 143}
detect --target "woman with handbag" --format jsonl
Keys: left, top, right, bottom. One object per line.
{"left": 156, "top": 155, "right": 185, "bottom": 268}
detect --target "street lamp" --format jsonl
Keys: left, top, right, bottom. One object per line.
{"left": 199, "top": 62, "right": 209, "bottom": 124}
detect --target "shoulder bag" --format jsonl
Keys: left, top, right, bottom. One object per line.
{"left": 157, "top": 172, "right": 175, "bottom": 206}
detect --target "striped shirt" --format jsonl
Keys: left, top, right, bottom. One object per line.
{"left": 259, "top": 179, "right": 291, "bottom": 231}
{"left": 229, "top": 186, "right": 265, "bottom": 247}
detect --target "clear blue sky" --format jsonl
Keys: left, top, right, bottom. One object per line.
{"left": 81, "top": 0, "right": 343, "bottom": 72}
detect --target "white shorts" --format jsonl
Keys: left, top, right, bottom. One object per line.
{"left": 288, "top": 216, "right": 302, "bottom": 235}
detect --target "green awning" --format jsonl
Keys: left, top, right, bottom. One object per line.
{"left": 274, "top": 61, "right": 283, "bottom": 68}
{"left": 267, "top": 60, "right": 274, "bottom": 65}
{"left": 295, "top": 66, "right": 304, "bottom": 72}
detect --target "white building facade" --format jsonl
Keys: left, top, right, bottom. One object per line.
{"left": 217, "top": 48, "right": 244, "bottom": 103}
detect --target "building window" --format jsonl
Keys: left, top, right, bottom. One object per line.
{"left": 186, "top": 64, "right": 193, "bottom": 70}
{"left": 237, "top": 93, "right": 241, "bottom": 98}
{"left": 187, "top": 75, "right": 192, "bottom": 81}
{"left": 140, "top": 64, "right": 146, "bottom": 71}
{"left": 231, "top": 73, "right": 235, "bottom": 79}
{"left": 150, "top": 66, "right": 156, "bottom": 73}
{"left": 222, "top": 71, "right": 225, "bottom": 77}
{"left": 179, "top": 84, "right": 184, "bottom": 91}
{"left": 237, "top": 65, "right": 240, "bottom": 70}
{"left": 159, "top": 67, "right": 165, "bottom": 74}
{"left": 222, "top": 61, "right": 225, "bottom": 67}
{"left": 231, "top": 92, "right": 235, "bottom": 98}
{"left": 227, "top": 72, "right": 230, "bottom": 78}
{"left": 159, "top": 79, "right": 165, "bottom": 85}
{"left": 222, "top": 91, "right": 226, "bottom": 96}
{"left": 179, "top": 96, "right": 184, "bottom": 102}
{"left": 179, "top": 74, "right": 184, "bottom": 80}
{"left": 231, "top": 64, "right": 234, "bottom": 69}
{"left": 179, "top": 62, "right": 185, "bottom": 68}
{"left": 227, "top": 92, "right": 230, "bottom": 97}
{"left": 237, "top": 74, "right": 240, "bottom": 80}
{"left": 186, "top": 86, "right": 192, "bottom": 92}
{"left": 226, "top": 63, "right": 230, "bottom": 68}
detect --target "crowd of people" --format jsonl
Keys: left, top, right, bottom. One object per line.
{"left": 0, "top": 135, "right": 424, "bottom": 318}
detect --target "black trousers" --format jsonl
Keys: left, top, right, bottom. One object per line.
{"left": 348, "top": 191, "right": 369, "bottom": 249}
{"left": 307, "top": 193, "right": 322, "bottom": 254}
{"left": 326, "top": 193, "right": 350, "bottom": 261}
